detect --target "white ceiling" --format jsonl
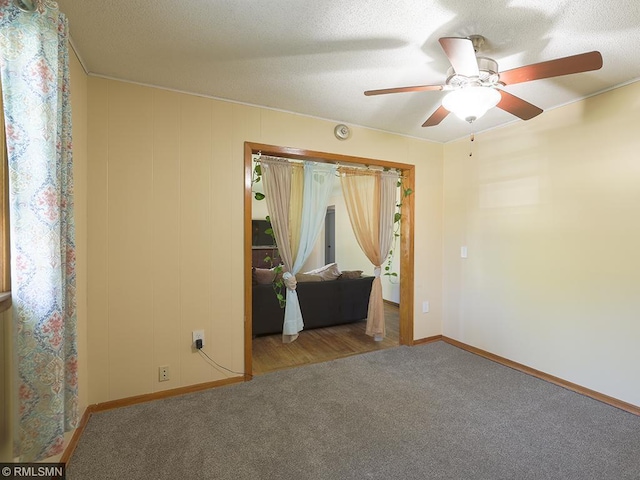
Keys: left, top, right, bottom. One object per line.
{"left": 57, "top": 0, "right": 640, "bottom": 143}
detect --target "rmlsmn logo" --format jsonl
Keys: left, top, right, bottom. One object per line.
{"left": 0, "top": 463, "right": 65, "bottom": 479}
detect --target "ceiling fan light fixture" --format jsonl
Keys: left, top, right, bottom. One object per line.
{"left": 441, "top": 86, "right": 501, "bottom": 123}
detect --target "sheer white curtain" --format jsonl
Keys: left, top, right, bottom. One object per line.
{"left": 340, "top": 168, "right": 398, "bottom": 340}
{"left": 261, "top": 157, "right": 336, "bottom": 342}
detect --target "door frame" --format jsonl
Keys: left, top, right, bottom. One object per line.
{"left": 244, "top": 142, "right": 415, "bottom": 375}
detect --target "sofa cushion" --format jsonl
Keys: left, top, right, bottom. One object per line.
{"left": 254, "top": 267, "right": 277, "bottom": 284}
{"left": 340, "top": 270, "right": 363, "bottom": 280}
{"left": 296, "top": 273, "right": 323, "bottom": 282}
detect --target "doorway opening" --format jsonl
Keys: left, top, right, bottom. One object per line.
{"left": 243, "top": 142, "right": 415, "bottom": 375}
{"left": 324, "top": 206, "right": 335, "bottom": 265}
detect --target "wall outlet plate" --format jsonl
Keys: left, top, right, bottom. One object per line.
{"left": 159, "top": 366, "right": 170, "bottom": 382}
{"left": 192, "top": 330, "right": 205, "bottom": 347}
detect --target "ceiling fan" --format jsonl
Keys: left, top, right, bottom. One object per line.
{"left": 364, "top": 35, "right": 603, "bottom": 127}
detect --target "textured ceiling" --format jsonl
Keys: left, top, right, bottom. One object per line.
{"left": 57, "top": 0, "right": 640, "bottom": 143}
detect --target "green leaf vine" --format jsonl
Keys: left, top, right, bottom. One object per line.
{"left": 383, "top": 174, "right": 413, "bottom": 283}
{"left": 263, "top": 215, "right": 286, "bottom": 308}
{"left": 252, "top": 163, "right": 265, "bottom": 200}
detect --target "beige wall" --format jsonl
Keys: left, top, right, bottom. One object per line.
{"left": 72, "top": 49, "right": 640, "bottom": 412}
{"left": 87, "top": 78, "right": 444, "bottom": 403}
{"left": 443, "top": 81, "right": 640, "bottom": 407}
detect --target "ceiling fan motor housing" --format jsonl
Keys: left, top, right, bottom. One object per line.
{"left": 446, "top": 57, "right": 500, "bottom": 88}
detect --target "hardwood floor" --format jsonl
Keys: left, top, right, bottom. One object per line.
{"left": 252, "top": 302, "right": 399, "bottom": 375}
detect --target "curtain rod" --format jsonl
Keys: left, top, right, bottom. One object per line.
{"left": 252, "top": 152, "right": 403, "bottom": 175}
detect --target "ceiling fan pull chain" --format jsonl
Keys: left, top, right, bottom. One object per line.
{"left": 469, "top": 133, "right": 475, "bottom": 157}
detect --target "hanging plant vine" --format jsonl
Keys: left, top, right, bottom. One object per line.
{"left": 383, "top": 169, "right": 413, "bottom": 283}
{"left": 252, "top": 161, "right": 265, "bottom": 200}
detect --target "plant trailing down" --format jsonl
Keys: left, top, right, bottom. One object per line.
{"left": 262, "top": 215, "right": 286, "bottom": 308}
{"left": 383, "top": 170, "right": 413, "bottom": 282}
{"left": 252, "top": 160, "right": 286, "bottom": 308}
{"left": 252, "top": 162, "right": 265, "bottom": 201}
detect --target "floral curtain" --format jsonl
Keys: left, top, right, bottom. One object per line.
{"left": 261, "top": 156, "right": 336, "bottom": 342}
{"left": 340, "top": 168, "right": 398, "bottom": 340}
{"left": 0, "top": 1, "right": 78, "bottom": 461}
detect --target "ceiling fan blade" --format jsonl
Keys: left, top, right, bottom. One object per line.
{"left": 500, "top": 51, "right": 603, "bottom": 86}
{"left": 497, "top": 90, "right": 543, "bottom": 120}
{"left": 422, "top": 105, "right": 450, "bottom": 127}
{"left": 364, "top": 84, "right": 444, "bottom": 96}
{"left": 439, "top": 37, "right": 479, "bottom": 77}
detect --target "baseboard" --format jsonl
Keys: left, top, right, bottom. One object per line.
{"left": 59, "top": 406, "right": 92, "bottom": 465}
{"left": 91, "top": 376, "right": 246, "bottom": 413}
{"left": 60, "top": 375, "right": 246, "bottom": 466}
{"left": 412, "top": 334, "right": 443, "bottom": 346}
{"left": 441, "top": 336, "right": 640, "bottom": 417}
{"left": 383, "top": 299, "right": 400, "bottom": 307}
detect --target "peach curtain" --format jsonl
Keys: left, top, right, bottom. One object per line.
{"left": 340, "top": 168, "right": 398, "bottom": 340}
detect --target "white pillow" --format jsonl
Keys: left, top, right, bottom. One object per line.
{"left": 304, "top": 262, "right": 341, "bottom": 281}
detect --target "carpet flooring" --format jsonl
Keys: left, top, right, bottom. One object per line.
{"left": 67, "top": 342, "right": 640, "bottom": 480}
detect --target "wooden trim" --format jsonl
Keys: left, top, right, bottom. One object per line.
{"left": 60, "top": 406, "right": 93, "bottom": 465}
{"left": 243, "top": 142, "right": 254, "bottom": 378}
{"left": 1, "top": 142, "right": 8, "bottom": 293}
{"left": 90, "top": 376, "right": 246, "bottom": 413}
{"left": 245, "top": 142, "right": 411, "bottom": 171}
{"left": 412, "top": 334, "right": 443, "bottom": 346}
{"left": 383, "top": 299, "right": 399, "bottom": 307}
{"left": 441, "top": 336, "right": 640, "bottom": 417}
{"left": 0, "top": 89, "right": 11, "bottom": 308}
{"left": 244, "top": 142, "right": 416, "bottom": 369}
{"left": 399, "top": 164, "right": 414, "bottom": 346}
{"left": 0, "top": 294, "right": 11, "bottom": 313}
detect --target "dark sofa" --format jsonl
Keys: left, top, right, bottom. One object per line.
{"left": 252, "top": 276, "right": 374, "bottom": 336}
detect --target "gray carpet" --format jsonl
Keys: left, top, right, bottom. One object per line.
{"left": 67, "top": 342, "right": 640, "bottom": 480}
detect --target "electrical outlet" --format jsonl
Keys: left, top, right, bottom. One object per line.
{"left": 159, "top": 366, "right": 170, "bottom": 382}
{"left": 192, "top": 330, "right": 205, "bottom": 348}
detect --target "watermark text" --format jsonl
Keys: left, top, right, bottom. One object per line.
{"left": 0, "top": 463, "right": 65, "bottom": 479}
